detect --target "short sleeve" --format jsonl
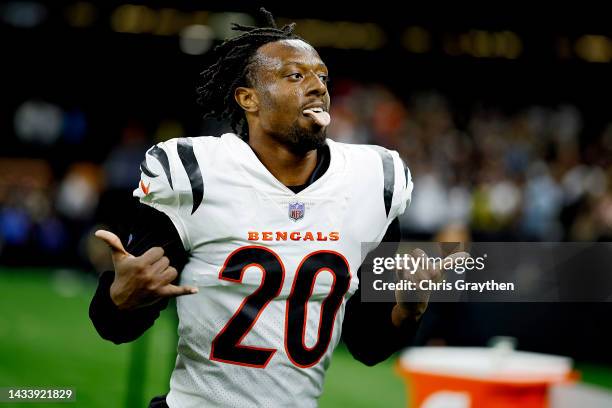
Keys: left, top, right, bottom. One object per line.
{"left": 389, "top": 150, "right": 413, "bottom": 220}
{"left": 370, "top": 145, "right": 414, "bottom": 222}
{"left": 133, "top": 141, "right": 191, "bottom": 250}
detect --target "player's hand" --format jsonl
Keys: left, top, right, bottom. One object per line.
{"left": 95, "top": 229, "right": 198, "bottom": 310}
{"left": 392, "top": 248, "right": 469, "bottom": 326}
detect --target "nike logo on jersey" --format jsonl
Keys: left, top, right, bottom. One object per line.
{"left": 140, "top": 180, "right": 150, "bottom": 195}
{"left": 248, "top": 231, "right": 340, "bottom": 242}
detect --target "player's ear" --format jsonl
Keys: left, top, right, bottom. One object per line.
{"left": 234, "top": 87, "right": 259, "bottom": 113}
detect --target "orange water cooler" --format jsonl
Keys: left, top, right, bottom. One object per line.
{"left": 397, "top": 347, "right": 576, "bottom": 408}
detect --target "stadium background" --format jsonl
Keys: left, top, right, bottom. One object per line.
{"left": 1, "top": 1, "right": 611, "bottom": 406}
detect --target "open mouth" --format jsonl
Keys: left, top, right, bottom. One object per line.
{"left": 304, "top": 107, "right": 325, "bottom": 114}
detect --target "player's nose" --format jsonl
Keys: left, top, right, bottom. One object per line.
{"left": 305, "top": 73, "right": 327, "bottom": 97}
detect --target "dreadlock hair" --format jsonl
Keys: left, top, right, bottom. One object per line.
{"left": 197, "top": 8, "right": 302, "bottom": 139}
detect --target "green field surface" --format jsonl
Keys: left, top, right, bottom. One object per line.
{"left": 0, "top": 269, "right": 610, "bottom": 408}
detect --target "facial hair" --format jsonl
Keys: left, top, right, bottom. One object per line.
{"left": 258, "top": 87, "right": 328, "bottom": 153}
{"left": 282, "top": 118, "right": 327, "bottom": 153}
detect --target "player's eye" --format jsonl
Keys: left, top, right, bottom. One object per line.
{"left": 287, "top": 73, "right": 303, "bottom": 80}
{"left": 318, "top": 74, "right": 329, "bottom": 83}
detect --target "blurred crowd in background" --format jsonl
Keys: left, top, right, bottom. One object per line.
{"left": 2, "top": 82, "right": 612, "bottom": 268}
{"left": 2, "top": 2, "right": 612, "bottom": 364}
{"left": 327, "top": 82, "right": 612, "bottom": 242}
{"left": 2, "top": 1, "right": 612, "bottom": 270}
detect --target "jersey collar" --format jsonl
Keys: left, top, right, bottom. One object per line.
{"left": 221, "top": 133, "right": 340, "bottom": 196}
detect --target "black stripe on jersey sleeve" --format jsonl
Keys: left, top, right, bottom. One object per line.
{"left": 177, "top": 138, "right": 204, "bottom": 215}
{"left": 147, "top": 145, "right": 173, "bottom": 190}
{"left": 372, "top": 146, "right": 394, "bottom": 217}
{"left": 140, "top": 159, "right": 159, "bottom": 178}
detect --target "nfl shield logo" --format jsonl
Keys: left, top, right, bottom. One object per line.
{"left": 288, "top": 202, "right": 305, "bottom": 221}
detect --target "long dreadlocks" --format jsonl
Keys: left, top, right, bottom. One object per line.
{"left": 197, "top": 8, "right": 301, "bottom": 139}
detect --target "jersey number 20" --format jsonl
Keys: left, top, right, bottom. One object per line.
{"left": 210, "top": 246, "right": 351, "bottom": 368}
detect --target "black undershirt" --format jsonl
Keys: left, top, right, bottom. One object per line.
{"left": 89, "top": 143, "right": 418, "bottom": 365}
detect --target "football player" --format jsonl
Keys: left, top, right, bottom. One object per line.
{"left": 90, "top": 9, "right": 423, "bottom": 407}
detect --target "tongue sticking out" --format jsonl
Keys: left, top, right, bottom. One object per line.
{"left": 303, "top": 109, "right": 331, "bottom": 127}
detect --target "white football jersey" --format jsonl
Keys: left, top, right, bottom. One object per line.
{"left": 133, "top": 133, "right": 412, "bottom": 408}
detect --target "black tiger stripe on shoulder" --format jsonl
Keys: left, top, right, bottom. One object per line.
{"left": 371, "top": 146, "right": 394, "bottom": 217}
{"left": 177, "top": 138, "right": 204, "bottom": 215}
{"left": 147, "top": 145, "right": 173, "bottom": 190}
{"left": 140, "top": 159, "right": 158, "bottom": 178}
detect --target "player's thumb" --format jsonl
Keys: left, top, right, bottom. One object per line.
{"left": 158, "top": 284, "right": 199, "bottom": 298}
{"left": 95, "top": 229, "right": 129, "bottom": 259}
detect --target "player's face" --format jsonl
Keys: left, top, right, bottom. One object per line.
{"left": 251, "top": 39, "right": 330, "bottom": 152}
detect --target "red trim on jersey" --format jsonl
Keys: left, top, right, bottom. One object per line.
{"left": 210, "top": 245, "right": 285, "bottom": 369}
{"left": 284, "top": 250, "right": 351, "bottom": 369}
{"left": 302, "top": 267, "right": 337, "bottom": 352}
